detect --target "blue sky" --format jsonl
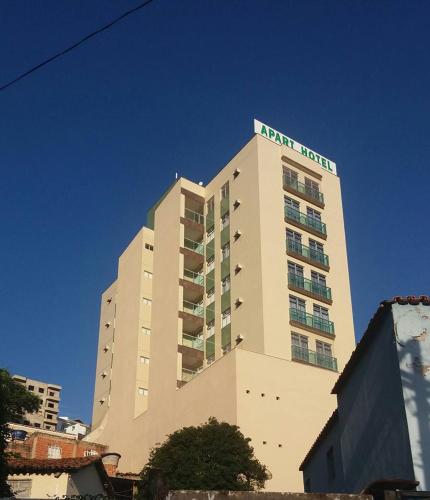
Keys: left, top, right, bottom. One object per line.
{"left": 1, "top": 0, "right": 429, "bottom": 422}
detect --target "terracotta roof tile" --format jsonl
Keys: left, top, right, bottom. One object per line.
{"left": 7, "top": 456, "right": 100, "bottom": 474}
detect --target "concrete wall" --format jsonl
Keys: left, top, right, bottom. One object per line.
{"left": 302, "top": 311, "right": 414, "bottom": 493}
{"left": 8, "top": 472, "right": 69, "bottom": 498}
{"left": 168, "top": 492, "right": 371, "bottom": 500}
{"left": 393, "top": 303, "right": 430, "bottom": 490}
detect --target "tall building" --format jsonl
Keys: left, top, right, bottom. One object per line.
{"left": 12, "top": 375, "right": 61, "bottom": 431}
{"left": 86, "top": 120, "right": 356, "bottom": 491}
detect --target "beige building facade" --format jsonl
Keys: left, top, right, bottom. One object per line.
{"left": 13, "top": 375, "right": 61, "bottom": 431}
{"left": 86, "top": 121, "right": 356, "bottom": 491}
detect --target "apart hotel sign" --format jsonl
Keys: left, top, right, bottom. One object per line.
{"left": 254, "top": 119, "right": 337, "bottom": 176}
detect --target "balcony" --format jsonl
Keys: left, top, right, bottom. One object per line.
{"left": 181, "top": 209, "right": 204, "bottom": 241}
{"left": 183, "top": 268, "right": 204, "bottom": 286}
{"left": 182, "top": 333, "right": 204, "bottom": 351}
{"left": 284, "top": 206, "right": 327, "bottom": 239}
{"left": 181, "top": 238, "right": 205, "bottom": 272}
{"left": 291, "top": 345, "right": 337, "bottom": 371}
{"left": 180, "top": 269, "right": 204, "bottom": 303}
{"left": 181, "top": 367, "right": 202, "bottom": 384}
{"left": 286, "top": 238, "right": 329, "bottom": 271}
{"left": 179, "top": 300, "right": 204, "bottom": 334}
{"left": 289, "top": 308, "right": 335, "bottom": 337}
{"left": 283, "top": 175, "right": 324, "bottom": 208}
{"left": 288, "top": 273, "right": 332, "bottom": 304}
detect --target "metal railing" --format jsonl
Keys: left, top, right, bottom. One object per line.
{"left": 292, "top": 345, "right": 337, "bottom": 371}
{"left": 182, "top": 333, "right": 204, "bottom": 351}
{"left": 286, "top": 238, "right": 329, "bottom": 267}
{"left": 289, "top": 308, "right": 335, "bottom": 335}
{"left": 288, "top": 273, "right": 332, "bottom": 301}
{"left": 183, "top": 269, "right": 204, "bottom": 286}
{"left": 184, "top": 208, "right": 205, "bottom": 225}
{"left": 183, "top": 300, "right": 204, "bottom": 318}
{"left": 284, "top": 206, "right": 327, "bottom": 236}
{"left": 283, "top": 175, "right": 324, "bottom": 205}
{"left": 184, "top": 238, "right": 204, "bottom": 255}
{"left": 182, "top": 368, "right": 198, "bottom": 383}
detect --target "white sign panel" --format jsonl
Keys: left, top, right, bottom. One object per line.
{"left": 254, "top": 119, "right": 337, "bottom": 176}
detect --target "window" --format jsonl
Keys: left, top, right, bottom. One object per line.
{"left": 289, "top": 295, "right": 306, "bottom": 311}
{"left": 207, "top": 256, "right": 215, "bottom": 272}
{"left": 142, "top": 297, "right": 152, "bottom": 305}
{"left": 222, "top": 343, "right": 231, "bottom": 355}
{"left": 7, "top": 479, "right": 32, "bottom": 498}
{"left": 221, "top": 212, "right": 230, "bottom": 230}
{"left": 38, "top": 387, "right": 44, "bottom": 394}
{"left": 311, "top": 271, "right": 326, "bottom": 286}
{"left": 206, "top": 289, "right": 215, "bottom": 305}
{"left": 48, "top": 445, "right": 61, "bottom": 459}
{"left": 28, "top": 385, "right": 34, "bottom": 391}
{"left": 49, "top": 391, "right": 55, "bottom": 397}
{"left": 326, "top": 446, "right": 336, "bottom": 480}
{"left": 221, "top": 242, "right": 230, "bottom": 261}
{"left": 284, "top": 167, "right": 298, "bottom": 186}
{"left": 140, "top": 356, "right": 150, "bottom": 364}
{"left": 138, "top": 387, "right": 148, "bottom": 396}
{"left": 145, "top": 243, "right": 154, "bottom": 251}
{"left": 142, "top": 327, "right": 151, "bottom": 335}
{"left": 313, "top": 304, "right": 329, "bottom": 320}
{"left": 284, "top": 196, "right": 300, "bottom": 212}
{"left": 221, "top": 182, "right": 229, "bottom": 199}
{"left": 291, "top": 333, "right": 308, "bottom": 350}
{"left": 222, "top": 308, "right": 231, "bottom": 327}
{"left": 34, "top": 423, "right": 41, "bottom": 428}
{"left": 207, "top": 320, "right": 215, "bottom": 337}
{"left": 316, "top": 341, "right": 332, "bottom": 358}
{"left": 46, "top": 413, "right": 53, "bottom": 420}
{"left": 47, "top": 402, "right": 54, "bottom": 409}
{"left": 305, "top": 178, "right": 320, "bottom": 197}
{"left": 207, "top": 227, "right": 215, "bottom": 242}
{"left": 306, "top": 207, "right": 321, "bottom": 221}
{"left": 309, "top": 239, "right": 324, "bottom": 254}
{"left": 286, "top": 229, "right": 302, "bottom": 243}
{"left": 143, "top": 270, "right": 152, "bottom": 279}
{"left": 221, "top": 275, "right": 231, "bottom": 294}
{"left": 207, "top": 196, "right": 215, "bottom": 213}
{"left": 288, "top": 261, "right": 304, "bottom": 277}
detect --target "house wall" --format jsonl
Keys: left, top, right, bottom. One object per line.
{"left": 392, "top": 302, "right": 430, "bottom": 491}
{"left": 302, "top": 311, "right": 415, "bottom": 492}
{"left": 67, "top": 465, "right": 107, "bottom": 497}
{"left": 8, "top": 472, "right": 69, "bottom": 498}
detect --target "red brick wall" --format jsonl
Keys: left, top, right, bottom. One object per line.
{"left": 7, "top": 432, "right": 106, "bottom": 460}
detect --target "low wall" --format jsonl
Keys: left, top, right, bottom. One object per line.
{"left": 167, "top": 493, "right": 372, "bottom": 500}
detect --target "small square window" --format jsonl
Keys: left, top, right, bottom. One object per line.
{"left": 138, "top": 387, "right": 148, "bottom": 396}
{"left": 143, "top": 297, "right": 152, "bottom": 305}
{"left": 143, "top": 270, "right": 153, "bottom": 279}
{"left": 145, "top": 243, "right": 154, "bottom": 251}
{"left": 142, "top": 327, "right": 151, "bottom": 335}
{"left": 48, "top": 445, "right": 61, "bottom": 459}
{"left": 28, "top": 385, "right": 34, "bottom": 391}
{"left": 139, "top": 356, "right": 150, "bottom": 365}
{"left": 38, "top": 388, "right": 44, "bottom": 394}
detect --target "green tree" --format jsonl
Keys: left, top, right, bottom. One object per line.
{"left": 0, "top": 369, "right": 41, "bottom": 497}
{"left": 138, "top": 418, "right": 269, "bottom": 497}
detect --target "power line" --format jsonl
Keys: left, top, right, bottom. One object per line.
{"left": 0, "top": 0, "right": 155, "bottom": 92}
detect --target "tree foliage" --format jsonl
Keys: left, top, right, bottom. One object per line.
{"left": 0, "top": 369, "right": 41, "bottom": 497}
{"left": 138, "top": 418, "right": 269, "bottom": 496}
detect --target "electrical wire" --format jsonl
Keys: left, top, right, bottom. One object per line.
{"left": 0, "top": 0, "right": 155, "bottom": 92}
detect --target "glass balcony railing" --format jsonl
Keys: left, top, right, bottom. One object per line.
{"left": 283, "top": 175, "right": 324, "bottom": 205}
{"left": 184, "top": 208, "right": 205, "bottom": 225}
{"left": 284, "top": 206, "right": 327, "bottom": 236}
{"left": 183, "top": 269, "right": 204, "bottom": 286}
{"left": 289, "top": 308, "right": 335, "bottom": 335}
{"left": 182, "top": 367, "right": 202, "bottom": 383}
{"left": 286, "top": 238, "right": 329, "bottom": 267}
{"left": 183, "top": 300, "right": 204, "bottom": 318}
{"left": 292, "top": 345, "right": 337, "bottom": 371}
{"left": 182, "top": 333, "right": 204, "bottom": 351}
{"left": 288, "top": 273, "right": 332, "bottom": 301}
{"left": 184, "top": 238, "right": 204, "bottom": 255}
